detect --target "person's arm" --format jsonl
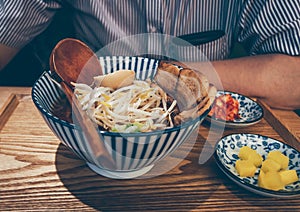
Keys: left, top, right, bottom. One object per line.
{"left": 212, "top": 54, "right": 300, "bottom": 110}
{"left": 209, "top": 0, "right": 300, "bottom": 110}
{"left": 0, "top": 1, "right": 61, "bottom": 71}
{"left": 176, "top": 53, "right": 299, "bottom": 110}
{"left": 0, "top": 44, "right": 19, "bottom": 71}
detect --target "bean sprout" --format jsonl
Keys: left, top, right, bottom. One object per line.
{"left": 72, "top": 79, "right": 177, "bottom": 133}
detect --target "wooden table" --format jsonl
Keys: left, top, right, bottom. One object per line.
{"left": 1, "top": 87, "right": 299, "bottom": 211}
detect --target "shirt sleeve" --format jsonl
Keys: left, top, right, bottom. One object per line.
{"left": 0, "top": 0, "right": 62, "bottom": 49}
{"left": 238, "top": 0, "right": 300, "bottom": 56}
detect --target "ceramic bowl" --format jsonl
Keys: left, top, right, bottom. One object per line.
{"left": 32, "top": 56, "right": 210, "bottom": 179}
{"left": 206, "top": 91, "right": 263, "bottom": 128}
{"left": 214, "top": 133, "right": 300, "bottom": 198}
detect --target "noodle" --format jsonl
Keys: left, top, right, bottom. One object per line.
{"left": 72, "top": 79, "right": 177, "bottom": 133}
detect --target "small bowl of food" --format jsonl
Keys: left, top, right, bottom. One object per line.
{"left": 206, "top": 91, "right": 263, "bottom": 128}
{"left": 32, "top": 56, "right": 216, "bottom": 179}
{"left": 214, "top": 133, "right": 300, "bottom": 198}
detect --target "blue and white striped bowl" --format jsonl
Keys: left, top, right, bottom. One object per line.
{"left": 32, "top": 56, "right": 209, "bottom": 179}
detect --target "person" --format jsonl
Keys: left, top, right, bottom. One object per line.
{"left": 0, "top": 0, "right": 299, "bottom": 110}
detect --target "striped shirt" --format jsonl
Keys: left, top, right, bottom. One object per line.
{"left": 0, "top": 0, "right": 299, "bottom": 61}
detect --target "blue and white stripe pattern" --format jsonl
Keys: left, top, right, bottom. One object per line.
{"left": 32, "top": 56, "right": 207, "bottom": 172}
{"left": 0, "top": 0, "right": 60, "bottom": 48}
{"left": 1, "top": 0, "right": 299, "bottom": 61}
{"left": 239, "top": 0, "right": 300, "bottom": 55}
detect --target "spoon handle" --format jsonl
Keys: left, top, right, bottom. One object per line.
{"left": 60, "top": 82, "right": 116, "bottom": 169}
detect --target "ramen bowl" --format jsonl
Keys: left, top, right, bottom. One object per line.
{"left": 32, "top": 56, "right": 210, "bottom": 179}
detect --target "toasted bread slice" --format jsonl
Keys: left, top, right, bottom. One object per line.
{"left": 154, "top": 62, "right": 180, "bottom": 100}
{"left": 197, "top": 85, "right": 217, "bottom": 116}
{"left": 155, "top": 61, "right": 212, "bottom": 112}
{"left": 177, "top": 68, "right": 209, "bottom": 109}
{"left": 174, "top": 85, "right": 217, "bottom": 125}
{"left": 158, "top": 61, "right": 181, "bottom": 77}
{"left": 155, "top": 62, "right": 217, "bottom": 125}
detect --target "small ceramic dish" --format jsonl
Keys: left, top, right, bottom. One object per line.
{"left": 214, "top": 133, "right": 300, "bottom": 198}
{"left": 206, "top": 91, "right": 263, "bottom": 128}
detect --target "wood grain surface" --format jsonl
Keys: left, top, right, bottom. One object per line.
{"left": 258, "top": 99, "right": 300, "bottom": 151}
{"left": 0, "top": 87, "right": 299, "bottom": 211}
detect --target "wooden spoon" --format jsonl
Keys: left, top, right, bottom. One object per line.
{"left": 49, "top": 38, "right": 101, "bottom": 85}
{"left": 50, "top": 38, "right": 116, "bottom": 169}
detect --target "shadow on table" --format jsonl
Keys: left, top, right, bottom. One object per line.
{"left": 55, "top": 142, "right": 220, "bottom": 211}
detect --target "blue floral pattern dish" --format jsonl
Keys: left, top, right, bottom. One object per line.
{"left": 214, "top": 133, "right": 300, "bottom": 198}
{"left": 206, "top": 91, "right": 263, "bottom": 128}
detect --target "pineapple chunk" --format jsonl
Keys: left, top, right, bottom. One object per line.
{"left": 261, "top": 159, "right": 281, "bottom": 173}
{"left": 238, "top": 146, "right": 262, "bottom": 167}
{"left": 258, "top": 170, "right": 266, "bottom": 188}
{"left": 259, "top": 171, "right": 284, "bottom": 191}
{"left": 238, "top": 146, "right": 256, "bottom": 160}
{"left": 267, "top": 151, "right": 289, "bottom": 170}
{"left": 235, "top": 159, "right": 257, "bottom": 177}
{"left": 279, "top": 170, "right": 299, "bottom": 185}
{"left": 248, "top": 153, "right": 263, "bottom": 167}
{"left": 236, "top": 147, "right": 298, "bottom": 191}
